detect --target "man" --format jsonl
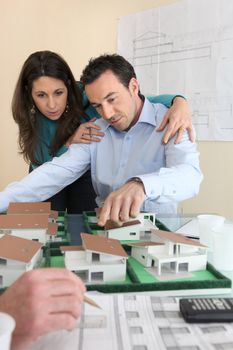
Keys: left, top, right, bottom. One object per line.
{"left": 0, "top": 268, "right": 85, "bottom": 350}
{"left": 0, "top": 54, "right": 202, "bottom": 225}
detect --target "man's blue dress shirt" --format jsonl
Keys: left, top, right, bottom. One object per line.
{"left": 0, "top": 99, "right": 203, "bottom": 214}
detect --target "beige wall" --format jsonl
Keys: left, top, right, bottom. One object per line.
{"left": 1, "top": 0, "right": 232, "bottom": 219}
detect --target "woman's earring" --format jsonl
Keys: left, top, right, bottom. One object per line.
{"left": 65, "top": 104, "right": 69, "bottom": 114}
{"left": 30, "top": 105, "right": 36, "bottom": 115}
{"left": 30, "top": 105, "right": 36, "bottom": 122}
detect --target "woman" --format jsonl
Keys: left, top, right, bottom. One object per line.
{"left": 12, "top": 50, "right": 104, "bottom": 213}
{"left": 12, "top": 50, "right": 191, "bottom": 213}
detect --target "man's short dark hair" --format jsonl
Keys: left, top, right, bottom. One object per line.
{"left": 80, "top": 54, "right": 137, "bottom": 88}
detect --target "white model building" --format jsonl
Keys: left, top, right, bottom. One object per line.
{"left": 94, "top": 209, "right": 157, "bottom": 240}
{"left": 7, "top": 202, "right": 58, "bottom": 222}
{"left": 129, "top": 241, "right": 165, "bottom": 267}
{"left": 60, "top": 233, "right": 128, "bottom": 283}
{"left": 104, "top": 220, "right": 141, "bottom": 240}
{"left": 137, "top": 212, "right": 156, "bottom": 226}
{"left": 102, "top": 215, "right": 158, "bottom": 241}
{"left": 0, "top": 214, "right": 58, "bottom": 244}
{"left": 130, "top": 229, "right": 208, "bottom": 276}
{"left": 95, "top": 208, "right": 156, "bottom": 226}
{"left": 0, "top": 234, "right": 43, "bottom": 287}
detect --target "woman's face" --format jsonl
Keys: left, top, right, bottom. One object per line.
{"left": 31, "top": 76, "right": 68, "bottom": 120}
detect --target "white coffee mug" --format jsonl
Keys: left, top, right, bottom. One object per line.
{"left": 0, "top": 312, "right": 16, "bottom": 350}
{"left": 212, "top": 223, "right": 233, "bottom": 271}
{"left": 197, "top": 214, "right": 225, "bottom": 250}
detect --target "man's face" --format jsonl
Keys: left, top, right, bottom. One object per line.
{"left": 85, "top": 70, "right": 141, "bottom": 131}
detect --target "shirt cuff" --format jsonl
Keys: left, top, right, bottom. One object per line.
{"left": 127, "top": 174, "right": 163, "bottom": 199}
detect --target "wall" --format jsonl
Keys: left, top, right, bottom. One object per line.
{"left": 0, "top": 0, "right": 232, "bottom": 219}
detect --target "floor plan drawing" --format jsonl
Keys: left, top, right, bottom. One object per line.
{"left": 30, "top": 294, "right": 233, "bottom": 350}
{"left": 118, "top": 0, "right": 233, "bottom": 140}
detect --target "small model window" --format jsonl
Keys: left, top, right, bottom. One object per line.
{"left": 91, "top": 271, "right": 103, "bottom": 281}
{"left": 92, "top": 253, "right": 100, "bottom": 262}
{"left": 73, "top": 270, "right": 88, "bottom": 282}
{"left": 175, "top": 245, "right": 181, "bottom": 254}
{"left": 170, "top": 262, "right": 176, "bottom": 271}
{"left": 141, "top": 255, "right": 145, "bottom": 259}
{"left": 130, "top": 326, "right": 143, "bottom": 334}
{"left": 130, "top": 232, "right": 136, "bottom": 236}
{"left": 0, "top": 258, "right": 7, "bottom": 265}
{"left": 178, "top": 262, "right": 189, "bottom": 272}
{"left": 126, "top": 311, "right": 139, "bottom": 319}
{"left": 0, "top": 229, "right": 11, "bottom": 235}
{"left": 32, "top": 239, "right": 39, "bottom": 242}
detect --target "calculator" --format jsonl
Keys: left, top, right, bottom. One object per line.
{"left": 179, "top": 298, "right": 233, "bottom": 323}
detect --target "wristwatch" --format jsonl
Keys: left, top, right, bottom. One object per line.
{"left": 129, "top": 177, "right": 143, "bottom": 184}
{"left": 128, "top": 177, "right": 145, "bottom": 193}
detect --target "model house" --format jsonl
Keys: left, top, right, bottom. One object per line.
{"left": 102, "top": 216, "right": 158, "bottom": 241}
{"left": 137, "top": 212, "right": 156, "bottom": 226}
{"left": 46, "top": 221, "right": 59, "bottom": 242}
{"left": 104, "top": 220, "right": 141, "bottom": 240}
{"left": 7, "top": 202, "right": 58, "bottom": 222}
{"left": 94, "top": 208, "right": 157, "bottom": 240}
{"left": 95, "top": 208, "right": 156, "bottom": 226}
{"left": 60, "top": 233, "right": 128, "bottom": 283}
{"left": 0, "top": 214, "right": 58, "bottom": 244}
{"left": 129, "top": 241, "right": 165, "bottom": 267}
{"left": 0, "top": 234, "right": 43, "bottom": 287}
{"left": 130, "top": 229, "right": 208, "bottom": 275}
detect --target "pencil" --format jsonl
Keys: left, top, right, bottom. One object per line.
{"left": 84, "top": 295, "right": 102, "bottom": 309}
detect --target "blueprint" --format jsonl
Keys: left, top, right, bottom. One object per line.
{"left": 30, "top": 293, "right": 233, "bottom": 350}
{"left": 118, "top": 0, "right": 233, "bottom": 141}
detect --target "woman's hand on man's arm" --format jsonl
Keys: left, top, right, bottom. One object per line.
{"left": 157, "top": 96, "right": 194, "bottom": 144}
{"left": 66, "top": 118, "right": 104, "bottom": 146}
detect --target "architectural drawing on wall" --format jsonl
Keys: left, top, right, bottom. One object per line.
{"left": 132, "top": 30, "right": 211, "bottom": 67}
{"left": 118, "top": 0, "right": 233, "bottom": 140}
{"left": 191, "top": 95, "right": 233, "bottom": 139}
{"left": 132, "top": 25, "right": 233, "bottom": 66}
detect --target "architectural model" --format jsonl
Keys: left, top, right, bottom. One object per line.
{"left": 104, "top": 220, "right": 141, "bottom": 240}
{"left": 94, "top": 208, "right": 157, "bottom": 241}
{"left": 60, "top": 233, "right": 128, "bottom": 283}
{"left": 0, "top": 214, "right": 58, "bottom": 244}
{"left": 95, "top": 208, "right": 156, "bottom": 225}
{"left": 130, "top": 229, "right": 208, "bottom": 276}
{"left": 0, "top": 234, "right": 43, "bottom": 287}
{"left": 7, "top": 202, "right": 58, "bottom": 221}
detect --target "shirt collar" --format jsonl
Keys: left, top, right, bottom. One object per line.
{"left": 137, "top": 97, "right": 158, "bottom": 127}
{"left": 96, "top": 96, "right": 158, "bottom": 132}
